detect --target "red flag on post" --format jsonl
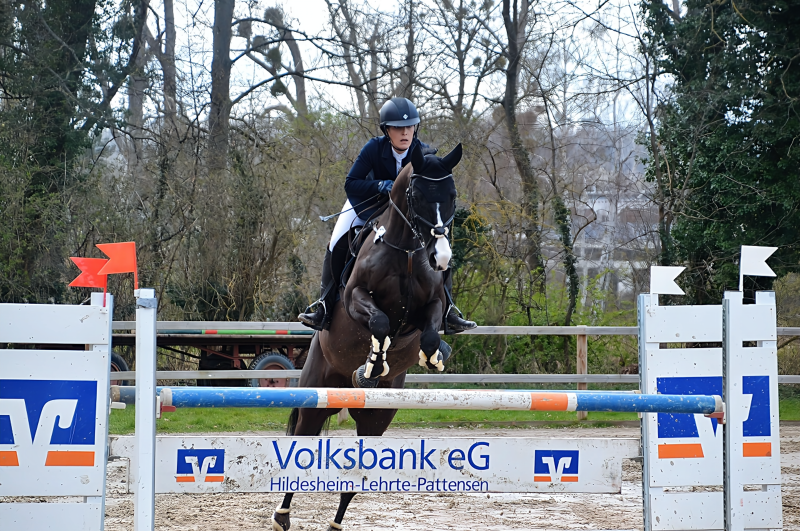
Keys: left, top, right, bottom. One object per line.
{"left": 97, "top": 242, "right": 138, "bottom": 289}
{"left": 68, "top": 257, "right": 109, "bottom": 289}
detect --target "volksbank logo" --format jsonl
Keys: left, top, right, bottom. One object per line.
{"left": 656, "top": 376, "right": 721, "bottom": 459}
{"left": 0, "top": 379, "right": 97, "bottom": 467}
{"left": 533, "top": 450, "right": 579, "bottom": 483}
{"left": 655, "top": 376, "right": 772, "bottom": 459}
{"left": 176, "top": 449, "right": 225, "bottom": 483}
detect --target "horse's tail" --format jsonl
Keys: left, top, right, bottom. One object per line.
{"left": 286, "top": 408, "right": 299, "bottom": 435}
{"left": 286, "top": 407, "right": 334, "bottom": 436}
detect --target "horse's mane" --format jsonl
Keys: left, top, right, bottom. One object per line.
{"left": 392, "top": 162, "right": 414, "bottom": 200}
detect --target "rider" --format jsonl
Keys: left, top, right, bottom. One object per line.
{"left": 298, "top": 97, "right": 476, "bottom": 335}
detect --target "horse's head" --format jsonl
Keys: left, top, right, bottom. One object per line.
{"left": 402, "top": 143, "right": 462, "bottom": 271}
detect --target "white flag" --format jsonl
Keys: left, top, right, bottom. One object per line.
{"left": 739, "top": 245, "right": 777, "bottom": 291}
{"left": 650, "top": 266, "right": 685, "bottom": 295}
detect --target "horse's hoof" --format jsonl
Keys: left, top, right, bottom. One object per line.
{"left": 327, "top": 520, "right": 344, "bottom": 531}
{"left": 352, "top": 365, "right": 380, "bottom": 388}
{"left": 272, "top": 508, "right": 290, "bottom": 531}
{"left": 438, "top": 339, "right": 452, "bottom": 363}
{"left": 420, "top": 340, "right": 452, "bottom": 371}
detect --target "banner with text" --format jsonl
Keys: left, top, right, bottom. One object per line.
{"left": 111, "top": 436, "right": 639, "bottom": 494}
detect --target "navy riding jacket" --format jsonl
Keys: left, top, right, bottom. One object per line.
{"left": 345, "top": 136, "right": 433, "bottom": 219}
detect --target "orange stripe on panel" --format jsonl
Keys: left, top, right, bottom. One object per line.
{"left": 560, "top": 476, "right": 579, "bottom": 482}
{"left": 657, "top": 444, "right": 704, "bottom": 459}
{"left": 204, "top": 475, "right": 225, "bottom": 482}
{"left": 743, "top": 442, "right": 772, "bottom": 457}
{"left": 0, "top": 451, "right": 19, "bottom": 466}
{"left": 530, "top": 393, "right": 568, "bottom": 411}
{"left": 176, "top": 477, "right": 195, "bottom": 482}
{"left": 328, "top": 389, "right": 366, "bottom": 409}
{"left": 533, "top": 476, "right": 552, "bottom": 482}
{"left": 45, "top": 451, "right": 95, "bottom": 466}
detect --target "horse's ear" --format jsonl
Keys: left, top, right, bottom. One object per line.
{"left": 441, "top": 143, "right": 462, "bottom": 171}
{"left": 410, "top": 143, "right": 425, "bottom": 173}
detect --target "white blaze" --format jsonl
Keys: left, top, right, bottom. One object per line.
{"left": 433, "top": 203, "right": 451, "bottom": 271}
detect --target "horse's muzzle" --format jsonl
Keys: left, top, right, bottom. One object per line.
{"left": 432, "top": 237, "right": 452, "bottom": 271}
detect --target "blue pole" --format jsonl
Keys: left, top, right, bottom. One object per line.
{"left": 574, "top": 393, "right": 721, "bottom": 414}
{"left": 162, "top": 387, "right": 320, "bottom": 408}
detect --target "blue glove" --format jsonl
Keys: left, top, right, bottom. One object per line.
{"left": 377, "top": 180, "right": 394, "bottom": 195}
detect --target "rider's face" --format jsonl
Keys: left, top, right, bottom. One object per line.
{"left": 387, "top": 125, "right": 415, "bottom": 152}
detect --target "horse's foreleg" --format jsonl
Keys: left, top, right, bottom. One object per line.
{"left": 348, "top": 286, "right": 391, "bottom": 384}
{"left": 416, "top": 299, "right": 449, "bottom": 371}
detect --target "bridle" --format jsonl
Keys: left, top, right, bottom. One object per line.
{"left": 384, "top": 173, "right": 456, "bottom": 248}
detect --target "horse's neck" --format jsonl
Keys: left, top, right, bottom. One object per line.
{"left": 381, "top": 196, "right": 416, "bottom": 246}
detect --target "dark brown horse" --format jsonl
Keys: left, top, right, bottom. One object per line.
{"left": 271, "top": 144, "right": 462, "bottom": 531}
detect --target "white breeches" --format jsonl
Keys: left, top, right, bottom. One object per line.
{"left": 329, "top": 200, "right": 366, "bottom": 250}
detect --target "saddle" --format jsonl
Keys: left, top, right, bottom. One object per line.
{"left": 331, "top": 200, "right": 391, "bottom": 293}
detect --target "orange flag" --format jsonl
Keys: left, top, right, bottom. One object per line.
{"left": 97, "top": 242, "right": 138, "bottom": 289}
{"left": 69, "top": 257, "right": 109, "bottom": 289}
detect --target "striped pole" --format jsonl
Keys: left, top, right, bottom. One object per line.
{"left": 158, "top": 387, "right": 723, "bottom": 414}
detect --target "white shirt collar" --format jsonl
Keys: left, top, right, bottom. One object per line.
{"left": 392, "top": 147, "right": 408, "bottom": 175}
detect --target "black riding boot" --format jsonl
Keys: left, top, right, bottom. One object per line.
{"left": 442, "top": 269, "right": 476, "bottom": 334}
{"left": 298, "top": 249, "right": 335, "bottom": 331}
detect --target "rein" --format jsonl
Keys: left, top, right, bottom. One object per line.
{"left": 376, "top": 194, "right": 424, "bottom": 335}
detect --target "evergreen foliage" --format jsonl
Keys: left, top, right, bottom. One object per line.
{"left": 643, "top": 0, "right": 800, "bottom": 302}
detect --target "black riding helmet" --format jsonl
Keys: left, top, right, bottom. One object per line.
{"left": 379, "top": 97, "right": 421, "bottom": 134}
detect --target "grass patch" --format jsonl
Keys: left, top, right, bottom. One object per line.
{"left": 109, "top": 406, "right": 292, "bottom": 435}
{"left": 109, "top": 406, "right": 638, "bottom": 435}
{"left": 779, "top": 397, "right": 800, "bottom": 421}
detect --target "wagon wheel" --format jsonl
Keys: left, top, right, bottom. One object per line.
{"left": 248, "top": 352, "right": 297, "bottom": 388}
{"left": 110, "top": 352, "right": 130, "bottom": 386}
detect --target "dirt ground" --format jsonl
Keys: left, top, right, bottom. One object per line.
{"left": 6, "top": 426, "right": 800, "bottom": 530}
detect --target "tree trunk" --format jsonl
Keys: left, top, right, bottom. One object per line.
{"left": 326, "top": 0, "right": 367, "bottom": 118}
{"left": 162, "top": 0, "right": 177, "bottom": 127}
{"left": 208, "top": 0, "right": 234, "bottom": 172}
{"left": 501, "top": 0, "right": 541, "bottom": 273}
{"left": 282, "top": 29, "right": 307, "bottom": 116}
{"left": 127, "top": 28, "right": 149, "bottom": 172}
{"left": 540, "top": 95, "right": 579, "bottom": 362}
{"left": 396, "top": 0, "right": 414, "bottom": 99}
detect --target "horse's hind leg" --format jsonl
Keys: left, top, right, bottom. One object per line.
{"left": 326, "top": 493, "right": 357, "bottom": 530}
{"left": 274, "top": 410, "right": 339, "bottom": 531}
{"left": 327, "top": 375, "right": 405, "bottom": 529}
{"left": 273, "top": 332, "right": 345, "bottom": 531}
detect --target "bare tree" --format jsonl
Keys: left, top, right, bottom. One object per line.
{"left": 325, "top": 0, "right": 383, "bottom": 126}
{"left": 240, "top": 7, "right": 308, "bottom": 118}
{"left": 416, "top": 0, "right": 497, "bottom": 124}
{"left": 395, "top": 0, "right": 415, "bottom": 99}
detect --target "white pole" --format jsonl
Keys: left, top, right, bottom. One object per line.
{"left": 134, "top": 288, "right": 157, "bottom": 531}
{"left": 91, "top": 291, "right": 113, "bottom": 531}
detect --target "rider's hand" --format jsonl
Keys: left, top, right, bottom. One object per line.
{"left": 377, "top": 180, "right": 394, "bottom": 195}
